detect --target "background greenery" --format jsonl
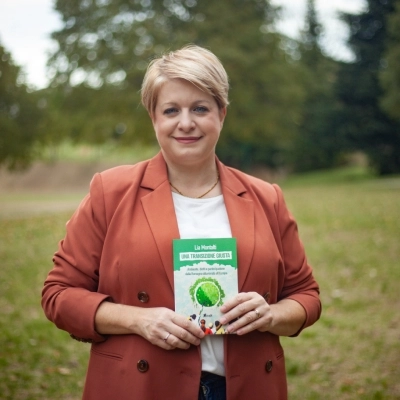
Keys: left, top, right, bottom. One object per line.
{"left": 1, "top": 0, "right": 400, "bottom": 397}
{"left": 1, "top": 0, "right": 400, "bottom": 174}
{"left": 0, "top": 163, "right": 399, "bottom": 399}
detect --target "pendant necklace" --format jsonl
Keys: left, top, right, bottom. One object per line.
{"left": 169, "top": 171, "right": 220, "bottom": 199}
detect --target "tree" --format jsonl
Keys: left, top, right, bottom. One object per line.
{"left": 48, "top": 0, "right": 308, "bottom": 170}
{"left": 301, "top": 0, "right": 323, "bottom": 66}
{"left": 0, "top": 44, "right": 45, "bottom": 169}
{"left": 290, "top": 0, "right": 342, "bottom": 172}
{"left": 380, "top": 0, "right": 400, "bottom": 122}
{"left": 183, "top": 0, "right": 307, "bottom": 169}
{"left": 335, "top": 0, "right": 400, "bottom": 175}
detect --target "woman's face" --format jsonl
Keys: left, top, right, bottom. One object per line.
{"left": 151, "top": 78, "right": 226, "bottom": 169}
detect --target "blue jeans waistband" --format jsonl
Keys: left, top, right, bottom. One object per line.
{"left": 199, "top": 371, "right": 226, "bottom": 400}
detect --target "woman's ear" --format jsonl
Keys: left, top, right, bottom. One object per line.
{"left": 219, "top": 107, "right": 228, "bottom": 123}
{"left": 219, "top": 107, "right": 227, "bottom": 125}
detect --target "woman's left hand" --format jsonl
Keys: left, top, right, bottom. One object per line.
{"left": 219, "top": 292, "right": 271, "bottom": 335}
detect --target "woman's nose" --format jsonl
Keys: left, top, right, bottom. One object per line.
{"left": 178, "top": 111, "right": 195, "bottom": 132}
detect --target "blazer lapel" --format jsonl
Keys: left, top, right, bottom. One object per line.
{"left": 140, "top": 153, "right": 179, "bottom": 291}
{"left": 139, "top": 153, "right": 256, "bottom": 293}
{"left": 218, "top": 161, "right": 255, "bottom": 292}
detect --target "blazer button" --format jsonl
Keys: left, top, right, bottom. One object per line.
{"left": 265, "top": 360, "right": 273, "bottom": 373}
{"left": 137, "top": 291, "right": 149, "bottom": 303}
{"left": 137, "top": 359, "right": 149, "bottom": 373}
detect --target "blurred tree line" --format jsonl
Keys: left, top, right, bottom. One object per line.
{"left": 1, "top": 0, "right": 400, "bottom": 174}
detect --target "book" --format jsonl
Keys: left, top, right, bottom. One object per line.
{"left": 173, "top": 237, "right": 238, "bottom": 335}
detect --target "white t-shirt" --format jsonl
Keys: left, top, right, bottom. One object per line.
{"left": 172, "top": 192, "right": 232, "bottom": 376}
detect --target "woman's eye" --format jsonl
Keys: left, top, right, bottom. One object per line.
{"left": 194, "top": 106, "right": 208, "bottom": 113}
{"left": 164, "top": 108, "right": 178, "bottom": 115}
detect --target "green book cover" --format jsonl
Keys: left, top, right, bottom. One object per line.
{"left": 173, "top": 238, "right": 238, "bottom": 335}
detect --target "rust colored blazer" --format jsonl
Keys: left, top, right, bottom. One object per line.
{"left": 42, "top": 152, "right": 321, "bottom": 400}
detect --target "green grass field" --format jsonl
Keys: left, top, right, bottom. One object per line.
{"left": 0, "top": 167, "right": 399, "bottom": 399}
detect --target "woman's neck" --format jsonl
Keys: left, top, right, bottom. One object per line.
{"left": 166, "top": 161, "right": 221, "bottom": 199}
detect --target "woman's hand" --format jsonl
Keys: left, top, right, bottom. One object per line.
{"left": 95, "top": 302, "right": 204, "bottom": 350}
{"left": 219, "top": 292, "right": 271, "bottom": 335}
{"left": 133, "top": 307, "right": 205, "bottom": 350}
{"left": 218, "top": 292, "right": 306, "bottom": 337}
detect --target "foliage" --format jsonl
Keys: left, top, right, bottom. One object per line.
{"left": 0, "top": 44, "right": 46, "bottom": 169}
{"left": 46, "top": 0, "right": 309, "bottom": 169}
{"left": 301, "top": 0, "right": 323, "bottom": 64}
{"left": 189, "top": 277, "right": 226, "bottom": 307}
{"left": 380, "top": 0, "right": 400, "bottom": 122}
{"left": 175, "top": 0, "right": 307, "bottom": 169}
{"left": 335, "top": 0, "right": 400, "bottom": 175}
{"left": 4, "top": 1, "right": 400, "bottom": 175}
{"left": 48, "top": 0, "right": 277, "bottom": 88}
{"left": 36, "top": 84, "right": 154, "bottom": 147}
{"left": 290, "top": 0, "right": 342, "bottom": 172}
{"left": 0, "top": 168, "right": 399, "bottom": 399}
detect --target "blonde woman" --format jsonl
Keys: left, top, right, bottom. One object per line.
{"left": 42, "top": 45, "right": 321, "bottom": 400}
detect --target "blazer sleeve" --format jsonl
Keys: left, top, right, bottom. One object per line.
{"left": 41, "top": 173, "right": 111, "bottom": 343}
{"left": 273, "top": 184, "right": 321, "bottom": 335}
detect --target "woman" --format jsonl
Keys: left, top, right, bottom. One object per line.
{"left": 42, "top": 45, "right": 321, "bottom": 400}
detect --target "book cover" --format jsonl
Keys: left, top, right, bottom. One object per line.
{"left": 173, "top": 238, "right": 238, "bottom": 335}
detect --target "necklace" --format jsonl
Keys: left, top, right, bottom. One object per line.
{"left": 169, "top": 171, "right": 220, "bottom": 199}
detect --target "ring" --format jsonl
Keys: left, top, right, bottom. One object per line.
{"left": 254, "top": 309, "right": 261, "bottom": 319}
{"left": 163, "top": 332, "right": 171, "bottom": 342}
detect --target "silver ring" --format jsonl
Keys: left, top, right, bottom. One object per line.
{"left": 254, "top": 309, "right": 261, "bottom": 319}
{"left": 163, "top": 332, "right": 171, "bottom": 342}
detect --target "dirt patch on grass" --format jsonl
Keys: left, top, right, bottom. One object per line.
{"left": 0, "top": 162, "right": 120, "bottom": 218}
{"left": 0, "top": 161, "right": 119, "bottom": 192}
{"left": 0, "top": 160, "right": 283, "bottom": 219}
{"left": 0, "top": 160, "right": 284, "bottom": 193}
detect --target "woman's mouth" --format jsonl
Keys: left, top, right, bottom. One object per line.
{"left": 174, "top": 137, "right": 201, "bottom": 144}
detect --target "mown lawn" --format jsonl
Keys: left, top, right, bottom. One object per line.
{"left": 0, "top": 212, "right": 89, "bottom": 400}
{"left": 280, "top": 172, "right": 400, "bottom": 399}
{"left": 0, "top": 169, "right": 399, "bottom": 399}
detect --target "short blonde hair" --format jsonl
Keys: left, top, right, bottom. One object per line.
{"left": 141, "top": 45, "right": 229, "bottom": 115}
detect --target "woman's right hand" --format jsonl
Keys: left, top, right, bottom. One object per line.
{"left": 132, "top": 307, "right": 205, "bottom": 350}
{"left": 95, "top": 302, "right": 205, "bottom": 350}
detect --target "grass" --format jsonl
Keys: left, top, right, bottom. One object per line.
{"left": 280, "top": 173, "right": 400, "bottom": 399}
{"left": 0, "top": 166, "right": 399, "bottom": 399}
{"left": 0, "top": 213, "right": 89, "bottom": 400}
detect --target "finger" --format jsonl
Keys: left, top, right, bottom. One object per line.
{"left": 149, "top": 308, "right": 203, "bottom": 339}
{"left": 220, "top": 298, "right": 260, "bottom": 326}
{"left": 219, "top": 291, "right": 271, "bottom": 334}
{"left": 161, "top": 332, "right": 190, "bottom": 350}
{"left": 220, "top": 292, "right": 254, "bottom": 313}
{"left": 160, "top": 330, "right": 190, "bottom": 350}
{"left": 156, "top": 315, "right": 204, "bottom": 349}
{"left": 165, "top": 333, "right": 194, "bottom": 350}
{"left": 220, "top": 291, "right": 265, "bottom": 316}
{"left": 174, "top": 327, "right": 203, "bottom": 347}
{"left": 163, "top": 332, "right": 171, "bottom": 342}
{"left": 173, "top": 315, "right": 205, "bottom": 340}
{"left": 233, "top": 317, "right": 261, "bottom": 335}
{"left": 222, "top": 307, "right": 260, "bottom": 334}
{"left": 229, "top": 306, "right": 273, "bottom": 335}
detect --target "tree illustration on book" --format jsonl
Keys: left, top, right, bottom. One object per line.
{"left": 190, "top": 277, "right": 226, "bottom": 307}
